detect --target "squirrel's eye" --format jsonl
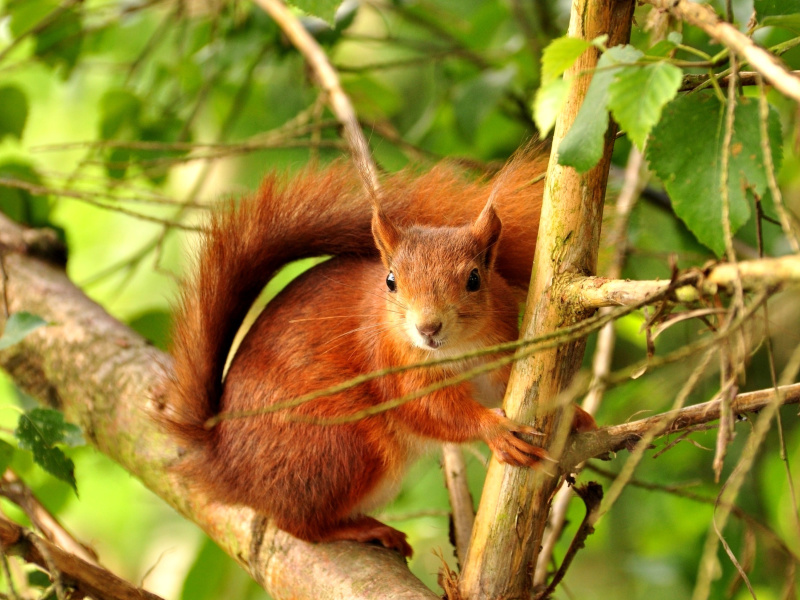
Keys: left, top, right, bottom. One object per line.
{"left": 386, "top": 271, "right": 396, "bottom": 292}
{"left": 466, "top": 268, "right": 481, "bottom": 292}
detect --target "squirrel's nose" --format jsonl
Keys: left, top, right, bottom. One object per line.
{"left": 416, "top": 321, "right": 443, "bottom": 337}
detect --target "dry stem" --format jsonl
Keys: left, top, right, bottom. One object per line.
{"left": 0, "top": 515, "right": 163, "bottom": 600}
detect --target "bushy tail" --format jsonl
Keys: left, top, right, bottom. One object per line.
{"left": 164, "top": 155, "right": 545, "bottom": 445}
{"left": 165, "top": 165, "right": 374, "bottom": 443}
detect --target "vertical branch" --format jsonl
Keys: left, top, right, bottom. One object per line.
{"left": 459, "top": 1, "right": 635, "bottom": 598}
{"left": 442, "top": 444, "right": 475, "bottom": 566}
{"left": 713, "top": 55, "right": 742, "bottom": 481}
{"left": 533, "top": 146, "right": 648, "bottom": 586}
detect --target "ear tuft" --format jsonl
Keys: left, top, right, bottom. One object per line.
{"left": 472, "top": 199, "right": 502, "bottom": 269}
{"left": 372, "top": 209, "right": 402, "bottom": 267}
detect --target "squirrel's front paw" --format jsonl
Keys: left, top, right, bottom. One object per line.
{"left": 486, "top": 411, "right": 549, "bottom": 467}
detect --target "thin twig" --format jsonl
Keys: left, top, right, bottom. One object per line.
{"left": 251, "top": 0, "right": 381, "bottom": 202}
{"left": 26, "top": 533, "right": 67, "bottom": 600}
{"left": 0, "top": 0, "right": 83, "bottom": 65}
{"left": 0, "top": 546, "right": 20, "bottom": 600}
{"left": 586, "top": 464, "right": 800, "bottom": 563}
{"left": 533, "top": 482, "right": 603, "bottom": 600}
{"left": 0, "top": 471, "right": 98, "bottom": 566}
{"left": 0, "top": 515, "right": 165, "bottom": 600}
{"left": 757, "top": 76, "right": 800, "bottom": 252}
{"left": 599, "top": 347, "right": 716, "bottom": 518}
{"left": 680, "top": 70, "right": 800, "bottom": 91}
{"left": 694, "top": 341, "right": 800, "bottom": 600}
{"left": 0, "top": 178, "right": 201, "bottom": 231}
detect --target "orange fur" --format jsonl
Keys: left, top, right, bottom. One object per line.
{"left": 164, "top": 154, "right": 583, "bottom": 557}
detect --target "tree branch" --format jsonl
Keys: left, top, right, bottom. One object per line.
{"left": 441, "top": 444, "right": 474, "bottom": 566}
{"left": 562, "top": 383, "right": 800, "bottom": 468}
{"left": 644, "top": 0, "right": 800, "bottom": 102}
{"left": 0, "top": 470, "right": 99, "bottom": 566}
{"left": 568, "top": 255, "right": 800, "bottom": 308}
{"left": 0, "top": 214, "right": 438, "bottom": 600}
{"left": 0, "top": 514, "right": 163, "bottom": 600}
{"left": 459, "top": 1, "right": 636, "bottom": 597}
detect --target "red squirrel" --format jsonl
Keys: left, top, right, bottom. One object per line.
{"left": 164, "top": 154, "right": 594, "bottom": 557}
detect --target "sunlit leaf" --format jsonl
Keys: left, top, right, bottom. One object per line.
{"left": 608, "top": 61, "right": 682, "bottom": 149}
{"left": 290, "top": 0, "right": 342, "bottom": 26}
{"left": 0, "top": 440, "right": 15, "bottom": 475}
{"left": 0, "top": 86, "right": 29, "bottom": 141}
{"left": 533, "top": 78, "right": 571, "bottom": 138}
{"left": 558, "top": 45, "right": 643, "bottom": 172}
{"left": 541, "top": 36, "right": 592, "bottom": 84}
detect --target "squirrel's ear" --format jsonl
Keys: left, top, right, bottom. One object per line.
{"left": 472, "top": 199, "right": 502, "bottom": 269}
{"left": 372, "top": 209, "right": 401, "bottom": 267}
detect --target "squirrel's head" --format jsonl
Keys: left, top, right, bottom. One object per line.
{"left": 371, "top": 200, "right": 505, "bottom": 353}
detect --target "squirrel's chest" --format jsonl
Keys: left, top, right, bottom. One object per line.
{"left": 471, "top": 372, "right": 506, "bottom": 407}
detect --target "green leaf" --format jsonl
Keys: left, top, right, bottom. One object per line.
{"left": 608, "top": 62, "right": 683, "bottom": 149}
{"left": 99, "top": 89, "right": 142, "bottom": 140}
{"left": 6, "top": 0, "right": 59, "bottom": 38}
{"left": 138, "top": 114, "right": 187, "bottom": 185}
{"left": 129, "top": 310, "right": 171, "bottom": 351}
{"left": 558, "top": 45, "right": 643, "bottom": 172}
{"left": 0, "top": 312, "right": 48, "bottom": 350}
{"left": 541, "top": 36, "right": 592, "bottom": 84}
{"left": 28, "top": 569, "right": 52, "bottom": 589}
{"left": 646, "top": 93, "right": 783, "bottom": 256}
{"left": 755, "top": 0, "right": 800, "bottom": 27}
{"left": 667, "top": 32, "right": 683, "bottom": 46}
{"left": 290, "top": 0, "right": 342, "bottom": 26}
{"left": 533, "top": 78, "right": 571, "bottom": 138}
{"left": 17, "top": 409, "right": 82, "bottom": 447}
{"left": 15, "top": 409, "right": 82, "bottom": 492}
{"left": 0, "top": 162, "right": 51, "bottom": 227}
{"left": 180, "top": 538, "right": 231, "bottom": 600}
{"left": 0, "top": 440, "right": 15, "bottom": 474}
{"left": 33, "top": 7, "right": 84, "bottom": 76}
{"left": 454, "top": 67, "right": 516, "bottom": 142}
{"left": 0, "top": 86, "right": 29, "bottom": 141}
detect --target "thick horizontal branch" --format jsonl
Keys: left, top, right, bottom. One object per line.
{"left": 0, "top": 514, "right": 163, "bottom": 600}
{"left": 645, "top": 0, "right": 800, "bottom": 101}
{"left": 562, "top": 383, "right": 800, "bottom": 467}
{"left": 568, "top": 254, "right": 800, "bottom": 308}
{"left": 0, "top": 215, "right": 437, "bottom": 600}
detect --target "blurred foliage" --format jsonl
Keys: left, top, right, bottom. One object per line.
{"left": 0, "top": 0, "right": 798, "bottom": 599}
